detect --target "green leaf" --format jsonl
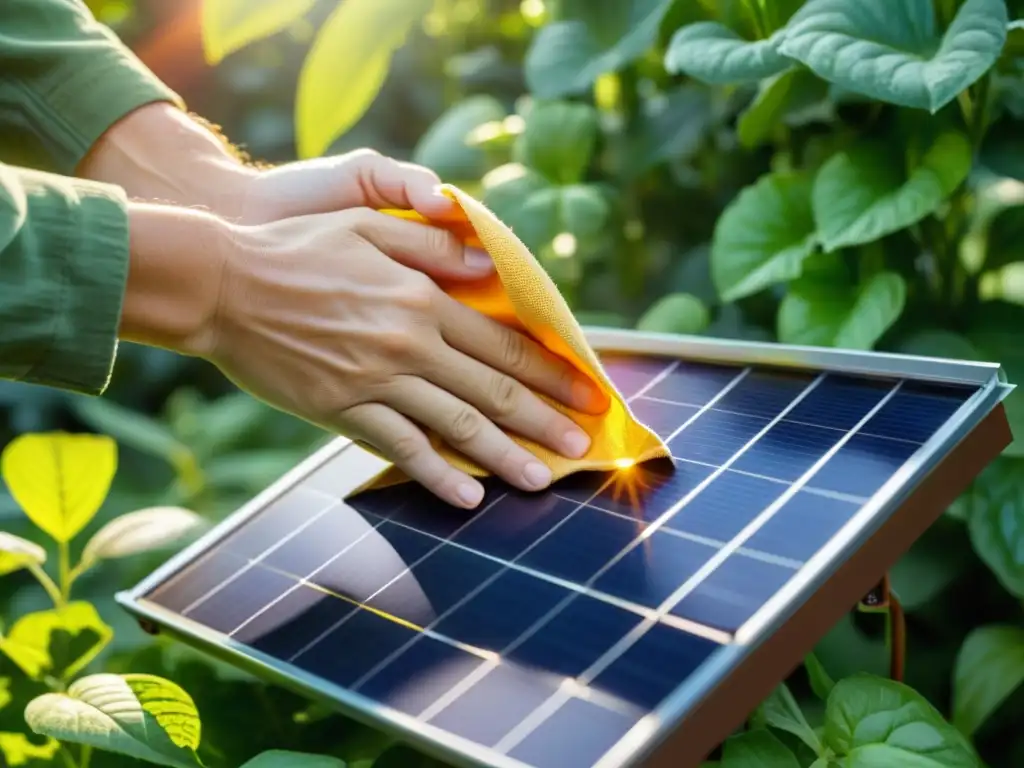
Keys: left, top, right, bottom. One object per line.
{"left": 205, "top": 450, "right": 306, "bottom": 492}
{"left": 0, "top": 602, "right": 113, "bottom": 680}
{"left": 413, "top": 96, "right": 508, "bottom": 183}
{"left": 0, "top": 677, "right": 9, "bottom": 710}
{"left": 983, "top": 205, "right": 1024, "bottom": 271}
{"left": 953, "top": 625, "right": 1024, "bottom": 737}
{"left": 805, "top": 653, "right": 836, "bottom": 700}
{"left": 967, "top": 301, "right": 1024, "bottom": 456}
{"left": 80, "top": 506, "right": 204, "bottom": 571}
{"left": 241, "top": 751, "right": 346, "bottom": 768}
{"left": 778, "top": 271, "right": 906, "bottom": 350}
{"left": 0, "top": 532, "right": 45, "bottom": 577}
{"left": 295, "top": 0, "right": 433, "bottom": 158}
{"left": 1, "top": 432, "right": 117, "bottom": 543}
{"left": 665, "top": 22, "right": 792, "bottom": 84}
{"left": 779, "top": 0, "right": 1008, "bottom": 113}
{"left": 515, "top": 101, "right": 599, "bottom": 185}
{"left": 524, "top": 0, "right": 675, "bottom": 99}
{"left": 0, "top": 733, "right": 59, "bottom": 766}
{"left": 628, "top": 86, "right": 713, "bottom": 174}
{"left": 753, "top": 683, "right": 823, "bottom": 755}
{"left": 71, "top": 395, "right": 193, "bottom": 471}
{"left": 812, "top": 133, "right": 972, "bottom": 252}
{"left": 895, "top": 330, "right": 982, "bottom": 361}
{"left": 721, "top": 728, "right": 801, "bottom": 767}
{"left": 737, "top": 68, "right": 831, "bottom": 150}
{"left": 711, "top": 172, "right": 818, "bottom": 302}
{"left": 199, "top": 0, "right": 315, "bottom": 64}
{"left": 637, "top": 294, "right": 710, "bottom": 334}
{"left": 824, "top": 675, "right": 979, "bottom": 767}
{"left": 965, "top": 457, "right": 1024, "bottom": 597}
{"left": 25, "top": 674, "right": 201, "bottom": 768}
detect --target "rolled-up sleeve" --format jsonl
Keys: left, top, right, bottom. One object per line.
{"left": 0, "top": 163, "right": 130, "bottom": 394}
{"left": 0, "top": 0, "right": 182, "bottom": 175}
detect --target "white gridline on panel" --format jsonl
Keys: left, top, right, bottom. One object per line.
{"left": 495, "top": 379, "right": 905, "bottom": 759}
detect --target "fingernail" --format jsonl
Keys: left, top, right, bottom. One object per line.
{"left": 572, "top": 377, "right": 605, "bottom": 412}
{"left": 457, "top": 482, "right": 484, "bottom": 507}
{"left": 562, "top": 429, "right": 590, "bottom": 458}
{"left": 464, "top": 247, "right": 494, "bottom": 271}
{"left": 523, "top": 461, "right": 552, "bottom": 490}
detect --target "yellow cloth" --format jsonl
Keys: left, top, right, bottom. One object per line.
{"left": 358, "top": 183, "right": 670, "bottom": 493}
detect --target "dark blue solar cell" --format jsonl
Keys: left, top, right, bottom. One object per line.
{"left": 592, "top": 531, "right": 717, "bottom": 609}
{"left": 862, "top": 382, "right": 975, "bottom": 443}
{"left": 507, "top": 697, "right": 642, "bottom": 768}
{"left": 342, "top": 483, "right": 409, "bottom": 518}
{"left": 664, "top": 471, "right": 787, "bottom": 542}
{"left": 714, "top": 369, "right": 814, "bottom": 419}
{"left": 218, "top": 487, "right": 338, "bottom": 559}
{"left": 585, "top": 461, "right": 713, "bottom": 524}
{"left": 518, "top": 506, "right": 645, "bottom": 585}
{"left": 810, "top": 434, "right": 920, "bottom": 497}
{"left": 507, "top": 593, "right": 643, "bottom": 678}
{"left": 146, "top": 549, "right": 248, "bottom": 613}
{"left": 427, "top": 662, "right": 562, "bottom": 747}
{"left": 356, "top": 636, "right": 484, "bottom": 717}
{"left": 784, "top": 374, "right": 891, "bottom": 430}
{"left": 643, "top": 361, "right": 743, "bottom": 406}
{"left": 232, "top": 584, "right": 357, "bottom": 660}
{"left": 365, "top": 543, "right": 501, "bottom": 627}
{"left": 259, "top": 503, "right": 381, "bottom": 576}
{"left": 629, "top": 398, "right": 700, "bottom": 439}
{"left": 668, "top": 409, "right": 770, "bottom": 466}
{"left": 591, "top": 622, "right": 721, "bottom": 710}
{"left": 352, "top": 482, "right": 502, "bottom": 539}
{"left": 452, "top": 493, "right": 580, "bottom": 561}
{"left": 292, "top": 608, "right": 419, "bottom": 688}
{"left": 305, "top": 521, "right": 438, "bottom": 602}
{"left": 670, "top": 555, "right": 795, "bottom": 632}
{"left": 744, "top": 491, "right": 860, "bottom": 562}
{"left": 184, "top": 563, "right": 296, "bottom": 635}
{"left": 599, "top": 355, "right": 676, "bottom": 398}
{"left": 434, "top": 569, "right": 568, "bottom": 652}
{"left": 731, "top": 421, "right": 841, "bottom": 482}
{"left": 549, "top": 470, "right": 613, "bottom": 506}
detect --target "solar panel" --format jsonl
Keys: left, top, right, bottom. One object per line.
{"left": 118, "top": 331, "right": 1014, "bottom": 768}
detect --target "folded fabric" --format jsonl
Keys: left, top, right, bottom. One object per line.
{"left": 354, "top": 183, "right": 670, "bottom": 494}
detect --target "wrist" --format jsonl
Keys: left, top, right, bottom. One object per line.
{"left": 78, "top": 102, "right": 258, "bottom": 219}
{"left": 119, "top": 202, "right": 232, "bottom": 358}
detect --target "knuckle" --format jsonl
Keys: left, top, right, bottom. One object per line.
{"left": 425, "top": 227, "right": 459, "bottom": 258}
{"left": 376, "top": 329, "right": 415, "bottom": 358}
{"left": 389, "top": 433, "right": 425, "bottom": 465}
{"left": 488, "top": 375, "right": 520, "bottom": 419}
{"left": 397, "top": 274, "right": 439, "bottom": 313}
{"left": 449, "top": 407, "right": 483, "bottom": 445}
{"left": 500, "top": 330, "right": 531, "bottom": 373}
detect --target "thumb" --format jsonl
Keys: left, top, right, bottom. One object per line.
{"left": 350, "top": 209, "right": 494, "bottom": 281}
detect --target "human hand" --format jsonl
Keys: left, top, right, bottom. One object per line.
{"left": 125, "top": 204, "right": 608, "bottom": 508}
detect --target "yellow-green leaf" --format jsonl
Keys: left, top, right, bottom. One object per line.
{"left": 24, "top": 674, "right": 200, "bottom": 768}
{"left": 240, "top": 751, "right": 346, "bottom": 768}
{"left": 2, "top": 432, "right": 117, "bottom": 543}
{"left": 0, "top": 532, "right": 46, "bottom": 577}
{"left": 80, "top": 507, "right": 204, "bottom": 571}
{"left": 0, "top": 732, "right": 59, "bottom": 767}
{"left": 0, "top": 678, "right": 10, "bottom": 710}
{"left": 0, "top": 602, "right": 113, "bottom": 680}
{"left": 200, "top": 0, "right": 316, "bottom": 65}
{"left": 295, "top": 0, "right": 433, "bottom": 158}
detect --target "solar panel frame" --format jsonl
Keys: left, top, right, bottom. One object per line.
{"left": 116, "top": 330, "right": 1014, "bottom": 768}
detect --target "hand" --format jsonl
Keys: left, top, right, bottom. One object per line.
{"left": 121, "top": 204, "right": 608, "bottom": 508}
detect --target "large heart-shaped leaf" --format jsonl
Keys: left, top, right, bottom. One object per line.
{"left": 752, "top": 683, "right": 823, "bottom": 755}
{"left": 953, "top": 625, "right": 1024, "bottom": 737}
{"left": 2, "top": 432, "right": 117, "bottom": 543}
{"left": 0, "top": 532, "right": 45, "bottom": 577}
{"left": 824, "top": 675, "right": 979, "bottom": 767}
{"left": 637, "top": 294, "right": 710, "bottom": 335}
{"left": 514, "top": 101, "right": 599, "bottom": 185}
{"left": 965, "top": 457, "right": 1024, "bottom": 597}
{"left": 240, "top": 751, "right": 346, "bottom": 768}
{"left": 779, "top": 0, "right": 1008, "bottom": 113}
{"left": 200, "top": 0, "right": 315, "bottom": 64}
{"left": 0, "top": 602, "right": 113, "bottom": 680}
{"left": 711, "top": 172, "right": 819, "bottom": 301}
{"left": 80, "top": 507, "right": 204, "bottom": 572}
{"left": 25, "top": 674, "right": 200, "bottom": 768}
{"left": 664, "top": 22, "right": 792, "bottom": 84}
{"left": 737, "top": 68, "right": 832, "bottom": 149}
{"left": 812, "top": 133, "right": 972, "bottom": 251}
{"left": 524, "top": 0, "right": 675, "bottom": 99}
{"left": 295, "top": 0, "right": 433, "bottom": 158}
{"left": 778, "top": 271, "right": 906, "bottom": 350}
{"left": 412, "top": 96, "right": 507, "bottom": 183}
{"left": 720, "top": 728, "right": 801, "bottom": 767}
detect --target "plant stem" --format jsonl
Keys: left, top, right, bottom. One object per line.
{"left": 27, "top": 562, "right": 65, "bottom": 608}
{"left": 58, "top": 540, "right": 71, "bottom": 602}
{"left": 59, "top": 745, "right": 79, "bottom": 768}
{"left": 80, "top": 745, "right": 92, "bottom": 768}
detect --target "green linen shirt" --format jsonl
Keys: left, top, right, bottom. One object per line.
{"left": 0, "top": 0, "right": 180, "bottom": 395}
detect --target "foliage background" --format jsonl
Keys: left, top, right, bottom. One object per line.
{"left": 3, "top": 0, "right": 1024, "bottom": 766}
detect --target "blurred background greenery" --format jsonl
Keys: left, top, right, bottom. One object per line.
{"left": 3, "top": 0, "right": 1024, "bottom": 766}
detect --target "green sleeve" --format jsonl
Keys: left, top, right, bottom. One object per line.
{"left": 0, "top": 162, "right": 130, "bottom": 395}
{"left": 0, "top": 0, "right": 182, "bottom": 176}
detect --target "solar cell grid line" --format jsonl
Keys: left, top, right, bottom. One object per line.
{"left": 494, "top": 377, "right": 905, "bottom": 758}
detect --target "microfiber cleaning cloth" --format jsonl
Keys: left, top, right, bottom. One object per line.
{"left": 357, "top": 183, "right": 670, "bottom": 493}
